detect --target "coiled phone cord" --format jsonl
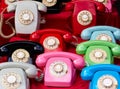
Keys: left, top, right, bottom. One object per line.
{"left": 0, "top": 8, "right": 16, "bottom": 39}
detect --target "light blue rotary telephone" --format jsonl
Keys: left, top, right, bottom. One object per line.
{"left": 81, "top": 26, "right": 120, "bottom": 43}
{"left": 0, "top": 62, "right": 37, "bottom": 89}
{"left": 81, "top": 64, "right": 120, "bottom": 89}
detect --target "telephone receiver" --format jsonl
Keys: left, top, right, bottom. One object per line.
{"left": 71, "top": 0, "right": 105, "bottom": 36}
{"left": 0, "top": 41, "right": 44, "bottom": 63}
{"left": 76, "top": 40, "right": 120, "bottom": 56}
{"left": 36, "top": 51, "right": 85, "bottom": 69}
{"left": 0, "top": 62, "right": 37, "bottom": 89}
{"left": 81, "top": 26, "right": 120, "bottom": 43}
{"left": 6, "top": 1, "right": 47, "bottom": 35}
{"left": 94, "top": 0, "right": 112, "bottom": 12}
{"left": 36, "top": 52, "right": 85, "bottom": 87}
{"left": 7, "top": 1, "right": 47, "bottom": 12}
{"left": 81, "top": 64, "right": 120, "bottom": 89}
{"left": 0, "top": 62, "right": 37, "bottom": 78}
{"left": 30, "top": 28, "right": 78, "bottom": 52}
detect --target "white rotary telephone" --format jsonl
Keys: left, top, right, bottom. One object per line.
{"left": 0, "top": 62, "right": 37, "bottom": 89}
{"left": 6, "top": 0, "right": 47, "bottom": 34}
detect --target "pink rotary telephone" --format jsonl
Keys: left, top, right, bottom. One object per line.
{"left": 36, "top": 52, "right": 85, "bottom": 87}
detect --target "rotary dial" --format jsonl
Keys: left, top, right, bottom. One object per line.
{"left": 42, "top": 0, "right": 57, "bottom": 7}
{"left": 49, "top": 61, "right": 68, "bottom": 77}
{"left": 98, "top": 75, "right": 118, "bottom": 89}
{"left": 2, "top": 72, "right": 21, "bottom": 89}
{"left": 43, "top": 36, "right": 60, "bottom": 50}
{"left": 96, "top": 34, "right": 112, "bottom": 42}
{"left": 89, "top": 49, "right": 107, "bottom": 63}
{"left": 18, "top": 10, "right": 34, "bottom": 25}
{"left": 12, "top": 49, "right": 30, "bottom": 63}
{"left": 77, "top": 10, "right": 93, "bottom": 26}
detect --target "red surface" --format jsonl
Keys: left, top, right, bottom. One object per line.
{"left": 0, "top": 0, "right": 120, "bottom": 89}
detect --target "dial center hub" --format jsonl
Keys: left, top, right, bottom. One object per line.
{"left": 103, "top": 78, "right": 113, "bottom": 87}
{"left": 94, "top": 51, "right": 103, "bottom": 58}
{"left": 22, "top": 13, "right": 30, "bottom": 21}
{"left": 54, "top": 64, "right": 63, "bottom": 73}
{"left": 47, "top": 38, "right": 56, "bottom": 46}
{"left": 82, "top": 14, "right": 89, "bottom": 21}
{"left": 7, "top": 75, "right": 16, "bottom": 84}
{"left": 100, "top": 36, "right": 108, "bottom": 41}
{"left": 16, "top": 52, "right": 25, "bottom": 59}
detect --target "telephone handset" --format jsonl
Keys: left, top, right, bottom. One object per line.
{"left": 0, "top": 41, "right": 44, "bottom": 64}
{"left": 36, "top": 52, "right": 85, "bottom": 87}
{"left": 81, "top": 64, "right": 120, "bottom": 89}
{"left": 95, "top": 0, "right": 112, "bottom": 12}
{"left": 35, "top": 0, "right": 70, "bottom": 13}
{"left": 76, "top": 40, "right": 120, "bottom": 66}
{"left": 81, "top": 26, "right": 120, "bottom": 43}
{"left": 30, "top": 28, "right": 78, "bottom": 52}
{"left": 7, "top": 1, "right": 47, "bottom": 34}
{"left": 0, "top": 62, "right": 37, "bottom": 89}
{"left": 72, "top": 0, "right": 105, "bottom": 36}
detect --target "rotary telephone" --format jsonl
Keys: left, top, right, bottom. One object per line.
{"left": 81, "top": 64, "right": 120, "bottom": 89}
{"left": 0, "top": 62, "right": 37, "bottom": 89}
{"left": 36, "top": 52, "right": 85, "bottom": 87}
{"left": 76, "top": 40, "right": 120, "bottom": 66}
{"left": 71, "top": 0, "right": 105, "bottom": 36}
{"left": 6, "top": 1, "right": 47, "bottom": 35}
{"left": 35, "top": 0, "right": 70, "bottom": 13}
{"left": 30, "top": 28, "right": 78, "bottom": 52}
{"left": 81, "top": 26, "right": 120, "bottom": 43}
{"left": 0, "top": 41, "right": 44, "bottom": 64}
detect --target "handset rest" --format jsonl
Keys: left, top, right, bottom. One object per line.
{"left": 76, "top": 40, "right": 120, "bottom": 55}
{"left": 30, "top": 29, "right": 75, "bottom": 43}
{"left": 0, "top": 62, "right": 37, "bottom": 78}
{"left": 36, "top": 52, "right": 85, "bottom": 69}
{"left": 81, "top": 26, "right": 120, "bottom": 40}
{"left": 7, "top": 1, "right": 47, "bottom": 12}
{"left": 0, "top": 41, "right": 44, "bottom": 56}
{"left": 81, "top": 64, "right": 120, "bottom": 80}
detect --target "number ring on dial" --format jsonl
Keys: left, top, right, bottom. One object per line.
{"left": 42, "top": 0, "right": 57, "bottom": 7}
{"left": 89, "top": 48, "right": 107, "bottom": 63}
{"left": 18, "top": 10, "right": 34, "bottom": 25}
{"left": 11, "top": 49, "right": 30, "bottom": 63}
{"left": 97, "top": 75, "right": 118, "bottom": 89}
{"left": 77, "top": 10, "right": 93, "bottom": 26}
